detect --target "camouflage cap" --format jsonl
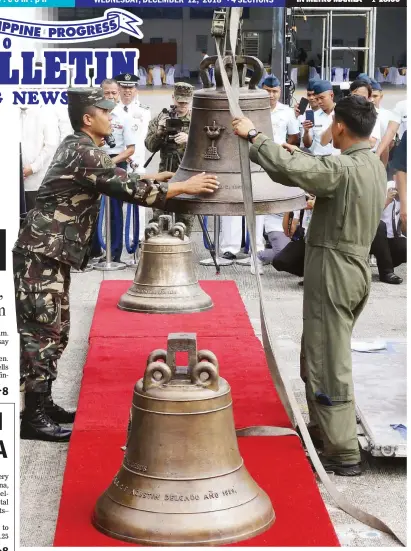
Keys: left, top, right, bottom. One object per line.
{"left": 67, "top": 88, "right": 116, "bottom": 111}
{"left": 114, "top": 73, "right": 139, "bottom": 88}
{"left": 174, "top": 82, "right": 194, "bottom": 103}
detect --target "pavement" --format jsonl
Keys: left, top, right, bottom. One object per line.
{"left": 20, "top": 84, "right": 407, "bottom": 547}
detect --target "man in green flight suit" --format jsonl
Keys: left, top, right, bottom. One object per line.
{"left": 233, "top": 95, "right": 386, "bottom": 475}
{"left": 145, "top": 82, "right": 195, "bottom": 234}
{"left": 14, "top": 88, "right": 219, "bottom": 443}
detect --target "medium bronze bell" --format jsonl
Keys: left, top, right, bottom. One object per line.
{"left": 93, "top": 333, "right": 275, "bottom": 546}
{"left": 166, "top": 54, "right": 306, "bottom": 215}
{"left": 118, "top": 216, "right": 213, "bottom": 314}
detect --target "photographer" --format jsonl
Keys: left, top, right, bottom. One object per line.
{"left": 145, "top": 82, "right": 195, "bottom": 234}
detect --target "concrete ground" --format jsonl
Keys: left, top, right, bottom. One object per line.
{"left": 20, "top": 83, "right": 407, "bottom": 547}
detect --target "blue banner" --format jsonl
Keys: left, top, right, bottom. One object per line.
{"left": 0, "top": 0, "right": 74, "bottom": 5}
{"left": 75, "top": 0, "right": 285, "bottom": 6}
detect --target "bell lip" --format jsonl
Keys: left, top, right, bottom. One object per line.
{"left": 117, "top": 300, "right": 214, "bottom": 315}
{"left": 92, "top": 498, "right": 275, "bottom": 546}
{"left": 164, "top": 196, "right": 306, "bottom": 215}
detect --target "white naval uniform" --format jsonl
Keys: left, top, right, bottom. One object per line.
{"left": 309, "top": 109, "right": 340, "bottom": 156}
{"left": 101, "top": 103, "right": 136, "bottom": 156}
{"left": 298, "top": 107, "right": 317, "bottom": 153}
{"left": 393, "top": 100, "right": 407, "bottom": 138}
{"left": 52, "top": 103, "right": 73, "bottom": 144}
{"left": 120, "top": 99, "right": 151, "bottom": 240}
{"left": 20, "top": 105, "right": 59, "bottom": 192}
{"left": 263, "top": 103, "right": 300, "bottom": 250}
{"left": 221, "top": 103, "right": 299, "bottom": 256}
{"left": 121, "top": 99, "right": 151, "bottom": 172}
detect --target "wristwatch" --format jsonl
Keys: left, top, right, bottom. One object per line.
{"left": 247, "top": 129, "right": 261, "bottom": 143}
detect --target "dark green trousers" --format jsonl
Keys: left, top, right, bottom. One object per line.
{"left": 301, "top": 245, "right": 370, "bottom": 464}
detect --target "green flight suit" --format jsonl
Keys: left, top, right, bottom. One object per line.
{"left": 250, "top": 136, "right": 386, "bottom": 464}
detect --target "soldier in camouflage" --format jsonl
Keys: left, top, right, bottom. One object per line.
{"left": 145, "top": 82, "right": 195, "bottom": 234}
{"left": 14, "top": 87, "right": 219, "bottom": 443}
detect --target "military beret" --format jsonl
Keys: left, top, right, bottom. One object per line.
{"left": 115, "top": 73, "right": 139, "bottom": 87}
{"left": 370, "top": 78, "right": 382, "bottom": 91}
{"left": 262, "top": 75, "right": 281, "bottom": 88}
{"left": 313, "top": 80, "right": 333, "bottom": 94}
{"left": 307, "top": 78, "right": 319, "bottom": 91}
{"left": 174, "top": 82, "right": 194, "bottom": 102}
{"left": 67, "top": 88, "right": 115, "bottom": 110}
{"left": 357, "top": 73, "right": 371, "bottom": 84}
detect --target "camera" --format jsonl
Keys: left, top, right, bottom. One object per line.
{"left": 104, "top": 134, "right": 116, "bottom": 148}
{"left": 162, "top": 106, "right": 183, "bottom": 143}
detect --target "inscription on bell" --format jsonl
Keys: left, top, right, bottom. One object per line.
{"left": 124, "top": 457, "right": 148, "bottom": 472}
{"left": 113, "top": 478, "right": 238, "bottom": 503}
{"left": 134, "top": 288, "right": 179, "bottom": 295}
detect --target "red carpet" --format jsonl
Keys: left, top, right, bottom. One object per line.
{"left": 54, "top": 281, "right": 339, "bottom": 547}
{"left": 89, "top": 280, "right": 255, "bottom": 341}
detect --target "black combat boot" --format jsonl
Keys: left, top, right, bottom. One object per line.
{"left": 20, "top": 392, "right": 72, "bottom": 442}
{"left": 44, "top": 381, "right": 76, "bottom": 424}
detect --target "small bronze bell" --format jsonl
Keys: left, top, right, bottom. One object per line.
{"left": 118, "top": 216, "right": 213, "bottom": 314}
{"left": 93, "top": 333, "right": 275, "bottom": 546}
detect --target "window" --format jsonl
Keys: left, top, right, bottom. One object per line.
{"left": 332, "top": 39, "right": 344, "bottom": 47}
{"left": 196, "top": 35, "right": 208, "bottom": 52}
{"left": 243, "top": 32, "right": 259, "bottom": 58}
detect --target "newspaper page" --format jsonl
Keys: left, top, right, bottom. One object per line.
{"left": 0, "top": 0, "right": 407, "bottom": 547}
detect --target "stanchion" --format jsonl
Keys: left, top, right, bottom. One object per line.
{"left": 124, "top": 204, "right": 140, "bottom": 267}
{"left": 93, "top": 197, "right": 126, "bottom": 272}
{"left": 199, "top": 215, "right": 233, "bottom": 267}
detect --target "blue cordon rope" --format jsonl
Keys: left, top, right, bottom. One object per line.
{"left": 97, "top": 196, "right": 123, "bottom": 252}
{"left": 125, "top": 204, "right": 140, "bottom": 254}
{"left": 202, "top": 216, "right": 210, "bottom": 250}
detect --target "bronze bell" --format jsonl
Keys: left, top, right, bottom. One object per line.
{"left": 93, "top": 333, "right": 275, "bottom": 546}
{"left": 166, "top": 54, "right": 306, "bottom": 215}
{"left": 118, "top": 216, "right": 213, "bottom": 314}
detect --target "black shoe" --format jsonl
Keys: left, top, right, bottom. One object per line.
{"left": 21, "top": 393, "right": 72, "bottom": 442}
{"left": 44, "top": 382, "right": 76, "bottom": 424}
{"left": 222, "top": 252, "right": 236, "bottom": 260}
{"left": 297, "top": 424, "right": 324, "bottom": 450}
{"left": 380, "top": 273, "right": 403, "bottom": 284}
{"left": 320, "top": 457, "right": 362, "bottom": 476}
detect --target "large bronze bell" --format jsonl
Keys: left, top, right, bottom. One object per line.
{"left": 93, "top": 333, "right": 275, "bottom": 546}
{"left": 118, "top": 216, "right": 213, "bottom": 313}
{"left": 167, "top": 54, "right": 306, "bottom": 215}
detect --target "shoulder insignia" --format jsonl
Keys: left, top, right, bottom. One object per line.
{"left": 101, "top": 153, "right": 115, "bottom": 169}
{"left": 140, "top": 104, "right": 149, "bottom": 110}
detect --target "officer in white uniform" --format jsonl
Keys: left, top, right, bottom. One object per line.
{"left": 295, "top": 79, "right": 320, "bottom": 152}
{"left": 100, "top": 77, "right": 137, "bottom": 263}
{"left": 116, "top": 72, "right": 151, "bottom": 241}
{"left": 224, "top": 76, "right": 297, "bottom": 273}
{"left": 376, "top": 98, "right": 406, "bottom": 159}
{"left": 301, "top": 80, "right": 340, "bottom": 156}
{"left": 240, "top": 75, "right": 299, "bottom": 269}
{"left": 20, "top": 104, "right": 59, "bottom": 211}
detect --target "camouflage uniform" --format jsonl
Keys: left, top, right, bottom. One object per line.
{"left": 14, "top": 88, "right": 169, "bottom": 394}
{"left": 145, "top": 82, "right": 194, "bottom": 234}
